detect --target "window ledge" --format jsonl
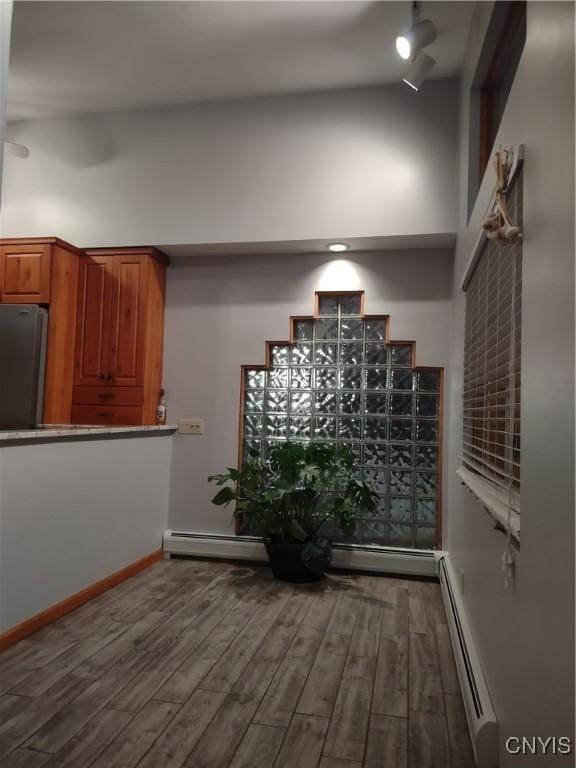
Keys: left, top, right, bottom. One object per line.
{"left": 457, "top": 466, "right": 520, "bottom": 543}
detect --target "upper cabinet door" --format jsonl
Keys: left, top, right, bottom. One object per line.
{"left": 0, "top": 244, "right": 51, "bottom": 303}
{"left": 74, "top": 255, "right": 114, "bottom": 385}
{"left": 107, "top": 255, "right": 147, "bottom": 387}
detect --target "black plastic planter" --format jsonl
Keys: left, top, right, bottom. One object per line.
{"left": 264, "top": 536, "right": 325, "bottom": 583}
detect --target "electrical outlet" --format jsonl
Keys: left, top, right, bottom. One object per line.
{"left": 178, "top": 418, "right": 204, "bottom": 435}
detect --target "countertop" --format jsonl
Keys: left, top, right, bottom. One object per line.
{"left": 0, "top": 424, "right": 178, "bottom": 443}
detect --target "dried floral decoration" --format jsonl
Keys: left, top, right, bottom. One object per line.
{"left": 482, "top": 148, "right": 522, "bottom": 243}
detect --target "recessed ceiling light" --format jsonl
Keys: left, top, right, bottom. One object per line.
{"left": 327, "top": 243, "right": 349, "bottom": 253}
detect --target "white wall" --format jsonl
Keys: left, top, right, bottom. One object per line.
{"left": 0, "top": 0, "right": 13, "bottom": 204}
{"left": 1, "top": 80, "right": 458, "bottom": 246}
{"left": 447, "top": 2, "right": 575, "bottom": 763}
{"left": 0, "top": 434, "right": 172, "bottom": 632}
{"left": 165, "top": 248, "right": 453, "bottom": 536}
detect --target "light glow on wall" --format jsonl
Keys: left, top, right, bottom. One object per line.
{"left": 317, "top": 258, "right": 362, "bottom": 292}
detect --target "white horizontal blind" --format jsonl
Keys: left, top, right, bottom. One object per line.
{"left": 463, "top": 171, "right": 522, "bottom": 513}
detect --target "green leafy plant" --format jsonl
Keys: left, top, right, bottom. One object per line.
{"left": 209, "top": 442, "right": 379, "bottom": 576}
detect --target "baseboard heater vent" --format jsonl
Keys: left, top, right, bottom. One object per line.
{"left": 438, "top": 555, "right": 498, "bottom": 767}
{"left": 163, "top": 530, "right": 438, "bottom": 578}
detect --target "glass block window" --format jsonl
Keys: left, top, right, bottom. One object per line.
{"left": 241, "top": 292, "right": 442, "bottom": 549}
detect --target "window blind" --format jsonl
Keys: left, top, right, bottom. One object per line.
{"left": 463, "top": 171, "right": 522, "bottom": 513}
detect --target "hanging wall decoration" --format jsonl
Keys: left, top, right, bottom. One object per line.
{"left": 482, "top": 147, "right": 523, "bottom": 243}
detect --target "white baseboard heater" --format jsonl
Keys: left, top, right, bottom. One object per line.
{"left": 438, "top": 554, "right": 498, "bottom": 768}
{"left": 163, "top": 530, "right": 438, "bottom": 578}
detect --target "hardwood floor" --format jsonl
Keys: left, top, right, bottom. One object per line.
{"left": 0, "top": 559, "right": 475, "bottom": 767}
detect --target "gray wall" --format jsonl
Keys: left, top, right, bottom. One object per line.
{"left": 1, "top": 80, "right": 458, "bottom": 246}
{"left": 447, "top": 2, "right": 575, "bottom": 763}
{"left": 165, "top": 249, "right": 453, "bottom": 536}
{"left": 0, "top": 435, "right": 172, "bottom": 632}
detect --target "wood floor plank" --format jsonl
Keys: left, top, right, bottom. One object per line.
{"left": 89, "top": 700, "right": 180, "bottom": 768}
{"left": 372, "top": 635, "right": 408, "bottom": 718}
{"left": 408, "top": 584, "right": 434, "bottom": 636}
{"left": 408, "top": 712, "right": 449, "bottom": 768}
{"left": 43, "top": 707, "right": 133, "bottom": 766}
{"left": 0, "top": 748, "right": 53, "bottom": 767}
{"left": 365, "top": 714, "right": 407, "bottom": 768}
{"left": 444, "top": 694, "right": 475, "bottom": 768}
{"left": 434, "top": 623, "right": 460, "bottom": 696}
{"left": 274, "top": 714, "right": 329, "bottom": 768}
{"left": 256, "top": 598, "right": 313, "bottom": 662}
{"left": 286, "top": 594, "right": 338, "bottom": 660}
{"left": 323, "top": 655, "right": 375, "bottom": 762}
{"left": 253, "top": 656, "right": 312, "bottom": 727}
{"left": 185, "top": 659, "right": 279, "bottom": 768}
{"left": 26, "top": 650, "right": 152, "bottom": 753}
{"left": 296, "top": 632, "right": 350, "bottom": 718}
{"left": 380, "top": 586, "right": 409, "bottom": 637}
{"left": 326, "top": 596, "right": 358, "bottom": 636}
{"left": 409, "top": 634, "right": 444, "bottom": 715}
{"left": 0, "top": 695, "right": 32, "bottom": 725}
{"left": 228, "top": 723, "right": 286, "bottom": 768}
{"left": 136, "top": 688, "right": 226, "bottom": 768}
{"left": 348, "top": 600, "right": 382, "bottom": 659}
{"left": 319, "top": 759, "right": 361, "bottom": 768}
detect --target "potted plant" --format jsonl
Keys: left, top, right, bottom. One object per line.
{"left": 209, "top": 442, "right": 379, "bottom": 582}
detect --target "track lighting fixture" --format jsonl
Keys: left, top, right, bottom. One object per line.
{"left": 396, "top": 2, "right": 436, "bottom": 90}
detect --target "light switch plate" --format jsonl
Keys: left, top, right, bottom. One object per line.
{"left": 178, "top": 418, "right": 204, "bottom": 435}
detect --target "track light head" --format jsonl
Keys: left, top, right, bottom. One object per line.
{"left": 395, "top": 19, "right": 436, "bottom": 61}
{"left": 402, "top": 50, "right": 435, "bottom": 91}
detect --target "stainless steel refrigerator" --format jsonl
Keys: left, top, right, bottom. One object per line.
{"left": 0, "top": 305, "right": 48, "bottom": 429}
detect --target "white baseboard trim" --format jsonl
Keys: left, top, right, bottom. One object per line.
{"left": 163, "top": 530, "right": 442, "bottom": 578}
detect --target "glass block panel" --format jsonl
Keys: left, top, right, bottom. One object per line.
{"left": 364, "top": 417, "right": 387, "bottom": 441}
{"left": 268, "top": 368, "right": 288, "bottom": 388}
{"left": 335, "top": 519, "right": 360, "bottom": 544}
{"left": 365, "top": 368, "right": 387, "bottom": 390}
{"left": 415, "top": 526, "right": 437, "bottom": 549}
{"left": 365, "top": 319, "right": 386, "bottom": 341}
{"left": 415, "top": 419, "right": 438, "bottom": 443}
{"left": 243, "top": 440, "right": 261, "bottom": 461}
{"left": 416, "top": 371, "right": 441, "bottom": 392}
{"left": 415, "top": 445, "right": 437, "bottom": 470}
{"left": 338, "top": 416, "right": 361, "bottom": 440}
{"left": 271, "top": 345, "right": 289, "bottom": 366}
{"left": 265, "top": 415, "right": 286, "bottom": 439}
{"left": 265, "top": 390, "right": 288, "bottom": 413}
{"left": 390, "top": 497, "right": 413, "bottom": 522}
{"left": 315, "top": 343, "right": 338, "bottom": 365}
{"left": 417, "top": 394, "right": 439, "bottom": 417}
{"left": 389, "top": 418, "right": 413, "bottom": 442}
{"left": 245, "top": 390, "right": 264, "bottom": 413}
{"left": 246, "top": 369, "right": 266, "bottom": 389}
{"left": 374, "top": 495, "right": 389, "bottom": 519}
{"left": 340, "top": 318, "right": 364, "bottom": 340}
{"left": 363, "top": 442, "right": 387, "bottom": 466}
{"left": 389, "top": 443, "right": 413, "bottom": 468}
{"left": 390, "top": 470, "right": 413, "bottom": 496}
{"left": 290, "top": 368, "right": 312, "bottom": 389}
{"left": 314, "top": 391, "right": 337, "bottom": 414}
{"left": 314, "top": 416, "right": 337, "bottom": 439}
{"left": 416, "top": 499, "right": 437, "bottom": 524}
{"left": 365, "top": 343, "right": 387, "bottom": 365}
{"left": 390, "top": 346, "right": 412, "bottom": 367}
{"left": 341, "top": 367, "right": 362, "bottom": 390}
{"left": 315, "top": 318, "right": 338, "bottom": 339}
{"left": 318, "top": 295, "right": 338, "bottom": 316}
{"left": 415, "top": 472, "right": 437, "bottom": 497}
{"left": 390, "top": 369, "right": 414, "bottom": 391}
{"left": 293, "top": 320, "right": 313, "bottom": 340}
{"left": 340, "top": 342, "right": 363, "bottom": 365}
{"left": 364, "top": 469, "right": 387, "bottom": 495}
{"left": 339, "top": 391, "right": 362, "bottom": 414}
{"left": 364, "top": 393, "right": 387, "bottom": 415}
{"left": 291, "top": 343, "right": 312, "bottom": 365}
{"left": 290, "top": 391, "right": 312, "bottom": 414}
{"left": 340, "top": 295, "right": 362, "bottom": 315}
{"left": 362, "top": 519, "right": 389, "bottom": 545}
{"left": 390, "top": 392, "right": 414, "bottom": 416}
{"left": 315, "top": 368, "right": 338, "bottom": 389}
{"left": 389, "top": 523, "right": 414, "bottom": 547}
{"left": 245, "top": 414, "right": 263, "bottom": 437}
{"left": 289, "top": 416, "right": 311, "bottom": 439}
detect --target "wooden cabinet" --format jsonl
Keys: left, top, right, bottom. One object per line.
{"left": 73, "top": 247, "right": 167, "bottom": 426}
{"left": 0, "top": 238, "right": 81, "bottom": 423}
